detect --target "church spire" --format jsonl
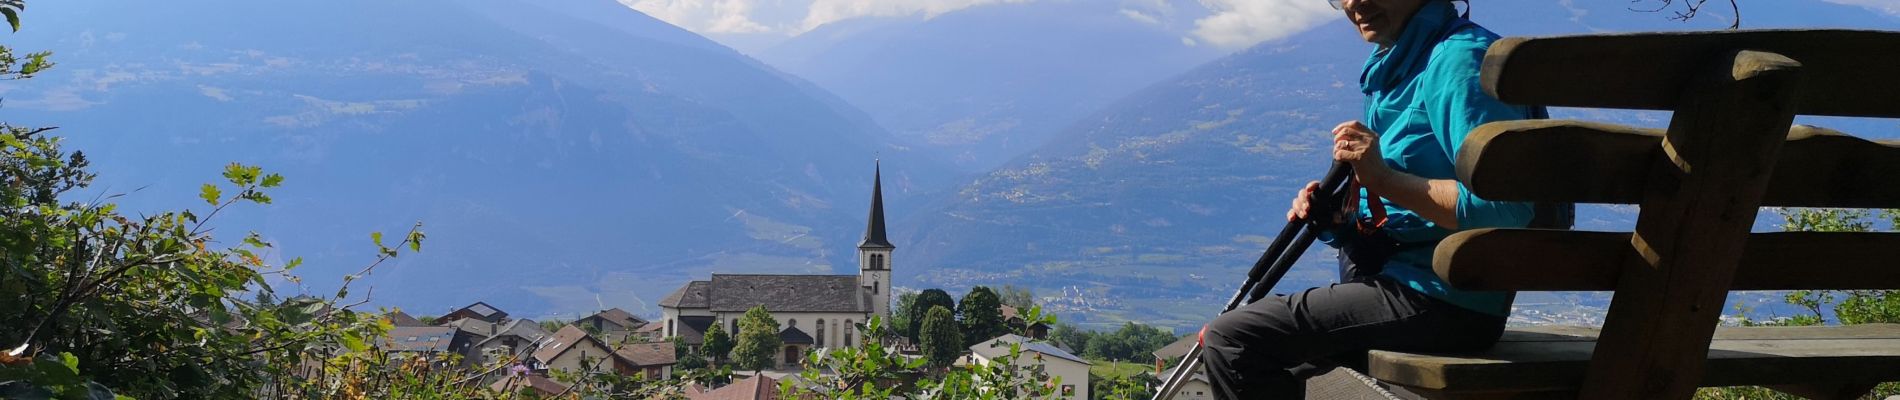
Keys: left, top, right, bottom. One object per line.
{"left": 859, "top": 161, "right": 895, "bottom": 249}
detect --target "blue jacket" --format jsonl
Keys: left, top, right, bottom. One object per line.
{"left": 1329, "top": 1, "right": 1543, "bottom": 316}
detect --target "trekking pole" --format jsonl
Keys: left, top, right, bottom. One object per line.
{"left": 1153, "top": 162, "right": 1354, "bottom": 400}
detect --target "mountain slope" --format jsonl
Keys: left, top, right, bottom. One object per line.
{"left": 3, "top": 0, "right": 945, "bottom": 318}
{"left": 757, "top": 0, "right": 1226, "bottom": 170}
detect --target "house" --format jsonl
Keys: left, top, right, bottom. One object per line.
{"left": 532, "top": 325, "right": 630, "bottom": 379}
{"left": 613, "top": 340, "right": 677, "bottom": 380}
{"left": 659, "top": 164, "right": 897, "bottom": 369}
{"left": 379, "top": 325, "right": 485, "bottom": 369}
{"left": 1151, "top": 335, "right": 1198, "bottom": 374}
{"left": 489, "top": 373, "right": 567, "bottom": 397}
{"left": 685, "top": 374, "right": 778, "bottom": 400}
{"left": 465, "top": 319, "right": 553, "bottom": 368}
{"left": 1154, "top": 364, "right": 1214, "bottom": 400}
{"left": 969, "top": 334, "right": 1091, "bottom": 400}
{"left": 1000, "top": 305, "right": 1051, "bottom": 339}
{"left": 439, "top": 301, "right": 509, "bottom": 324}
{"left": 578, "top": 307, "right": 649, "bottom": 343}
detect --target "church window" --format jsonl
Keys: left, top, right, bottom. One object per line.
{"left": 870, "top": 254, "right": 884, "bottom": 270}
{"left": 816, "top": 319, "right": 826, "bottom": 347}
{"left": 844, "top": 319, "right": 855, "bottom": 347}
{"left": 873, "top": 280, "right": 879, "bottom": 295}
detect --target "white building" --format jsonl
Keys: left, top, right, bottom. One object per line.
{"left": 1156, "top": 365, "right": 1215, "bottom": 400}
{"left": 970, "top": 334, "right": 1092, "bottom": 400}
{"left": 657, "top": 164, "right": 897, "bottom": 368}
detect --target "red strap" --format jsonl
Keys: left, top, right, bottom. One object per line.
{"left": 1198, "top": 325, "right": 1207, "bottom": 346}
{"left": 1353, "top": 181, "right": 1388, "bottom": 235}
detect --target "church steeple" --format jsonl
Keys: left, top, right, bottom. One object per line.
{"left": 858, "top": 161, "right": 895, "bottom": 249}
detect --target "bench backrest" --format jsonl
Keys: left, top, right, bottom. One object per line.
{"left": 1436, "top": 30, "right": 1900, "bottom": 400}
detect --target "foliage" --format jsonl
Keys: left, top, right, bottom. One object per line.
{"left": 959, "top": 286, "right": 1009, "bottom": 347}
{"left": 783, "top": 313, "right": 1068, "bottom": 400}
{"left": 920, "top": 306, "right": 964, "bottom": 369}
{"left": 731, "top": 306, "right": 782, "bottom": 373}
{"left": 1049, "top": 322, "right": 1178, "bottom": 363}
{"left": 1089, "top": 372, "right": 1156, "bottom": 400}
{"left": 781, "top": 317, "right": 922, "bottom": 399}
{"left": 672, "top": 336, "right": 707, "bottom": 371}
{"left": 891, "top": 291, "right": 919, "bottom": 342}
{"left": 997, "top": 284, "right": 1037, "bottom": 310}
{"left": 909, "top": 289, "right": 956, "bottom": 344}
{"left": 701, "top": 323, "right": 733, "bottom": 367}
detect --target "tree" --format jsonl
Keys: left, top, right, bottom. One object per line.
{"left": 702, "top": 323, "right": 734, "bottom": 367}
{"left": 998, "top": 284, "right": 1037, "bottom": 309}
{"left": 890, "top": 292, "right": 919, "bottom": 341}
{"left": 958, "top": 286, "right": 1008, "bottom": 346}
{"left": 731, "top": 306, "right": 783, "bottom": 373}
{"left": 908, "top": 289, "right": 956, "bottom": 344}
{"left": 673, "top": 336, "right": 708, "bottom": 371}
{"left": 919, "top": 305, "right": 963, "bottom": 369}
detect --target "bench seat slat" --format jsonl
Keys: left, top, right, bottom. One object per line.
{"left": 1483, "top": 30, "right": 1900, "bottom": 118}
{"left": 1433, "top": 229, "right": 1900, "bottom": 291}
{"left": 1368, "top": 324, "right": 1900, "bottom": 393}
{"left": 1457, "top": 120, "right": 1900, "bottom": 207}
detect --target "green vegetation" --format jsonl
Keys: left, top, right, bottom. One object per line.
{"left": 732, "top": 306, "right": 782, "bottom": 373}
{"left": 920, "top": 305, "right": 963, "bottom": 369}
{"left": 998, "top": 284, "right": 1038, "bottom": 309}
{"left": 891, "top": 291, "right": 918, "bottom": 344}
{"left": 908, "top": 288, "right": 956, "bottom": 344}
{"left": 1694, "top": 208, "right": 1900, "bottom": 399}
{"left": 959, "top": 286, "right": 1009, "bottom": 346}
{"left": 1051, "top": 321, "right": 1180, "bottom": 364}
{"left": 702, "top": 322, "right": 733, "bottom": 367}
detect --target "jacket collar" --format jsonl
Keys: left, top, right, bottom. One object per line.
{"left": 1359, "top": 1, "right": 1462, "bottom": 95}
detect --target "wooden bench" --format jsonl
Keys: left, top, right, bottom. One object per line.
{"left": 1361, "top": 30, "right": 1900, "bottom": 400}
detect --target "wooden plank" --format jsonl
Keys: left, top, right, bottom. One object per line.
{"left": 1432, "top": 229, "right": 1900, "bottom": 291}
{"left": 1482, "top": 30, "right": 1900, "bottom": 118}
{"left": 1579, "top": 50, "right": 1803, "bottom": 400}
{"left": 1367, "top": 324, "right": 1900, "bottom": 393}
{"left": 1456, "top": 120, "right": 1900, "bottom": 208}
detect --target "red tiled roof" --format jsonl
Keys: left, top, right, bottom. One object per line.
{"left": 686, "top": 375, "right": 778, "bottom": 400}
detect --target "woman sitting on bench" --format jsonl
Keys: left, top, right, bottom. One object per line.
{"left": 1198, "top": 0, "right": 1547, "bottom": 398}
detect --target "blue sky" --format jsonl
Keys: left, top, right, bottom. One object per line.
{"left": 620, "top": 0, "right": 1339, "bottom": 51}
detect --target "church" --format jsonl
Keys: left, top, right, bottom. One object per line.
{"left": 658, "top": 163, "right": 895, "bottom": 367}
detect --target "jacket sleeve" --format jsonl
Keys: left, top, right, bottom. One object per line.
{"left": 1423, "top": 41, "right": 1536, "bottom": 230}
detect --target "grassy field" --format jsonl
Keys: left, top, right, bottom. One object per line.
{"left": 1090, "top": 359, "right": 1155, "bottom": 379}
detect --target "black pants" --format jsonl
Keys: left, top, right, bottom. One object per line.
{"left": 1198, "top": 253, "right": 1508, "bottom": 399}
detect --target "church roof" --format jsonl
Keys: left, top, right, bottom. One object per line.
{"left": 708, "top": 274, "right": 871, "bottom": 313}
{"left": 858, "top": 162, "right": 894, "bottom": 249}
{"left": 660, "top": 281, "right": 712, "bottom": 308}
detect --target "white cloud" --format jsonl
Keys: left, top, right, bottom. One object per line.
{"left": 621, "top": 0, "right": 775, "bottom": 34}
{"left": 1120, "top": 8, "right": 1162, "bottom": 25}
{"left": 1190, "top": 0, "right": 1338, "bottom": 49}
{"left": 1824, "top": 0, "right": 1900, "bottom": 15}
{"left": 800, "top": 0, "right": 1033, "bottom": 32}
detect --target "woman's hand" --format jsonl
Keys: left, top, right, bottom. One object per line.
{"left": 1332, "top": 121, "right": 1390, "bottom": 185}
{"left": 1287, "top": 180, "right": 1357, "bottom": 223}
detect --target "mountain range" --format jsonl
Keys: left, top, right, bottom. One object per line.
{"left": 4, "top": 0, "right": 1896, "bottom": 328}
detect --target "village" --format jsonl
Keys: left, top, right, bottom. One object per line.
{"left": 368, "top": 166, "right": 1106, "bottom": 399}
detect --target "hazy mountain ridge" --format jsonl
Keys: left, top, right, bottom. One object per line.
{"left": 757, "top": 0, "right": 1228, "bottom": 170}
{"left": 2, "top": 0, "right": 945, "bottom": 318}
